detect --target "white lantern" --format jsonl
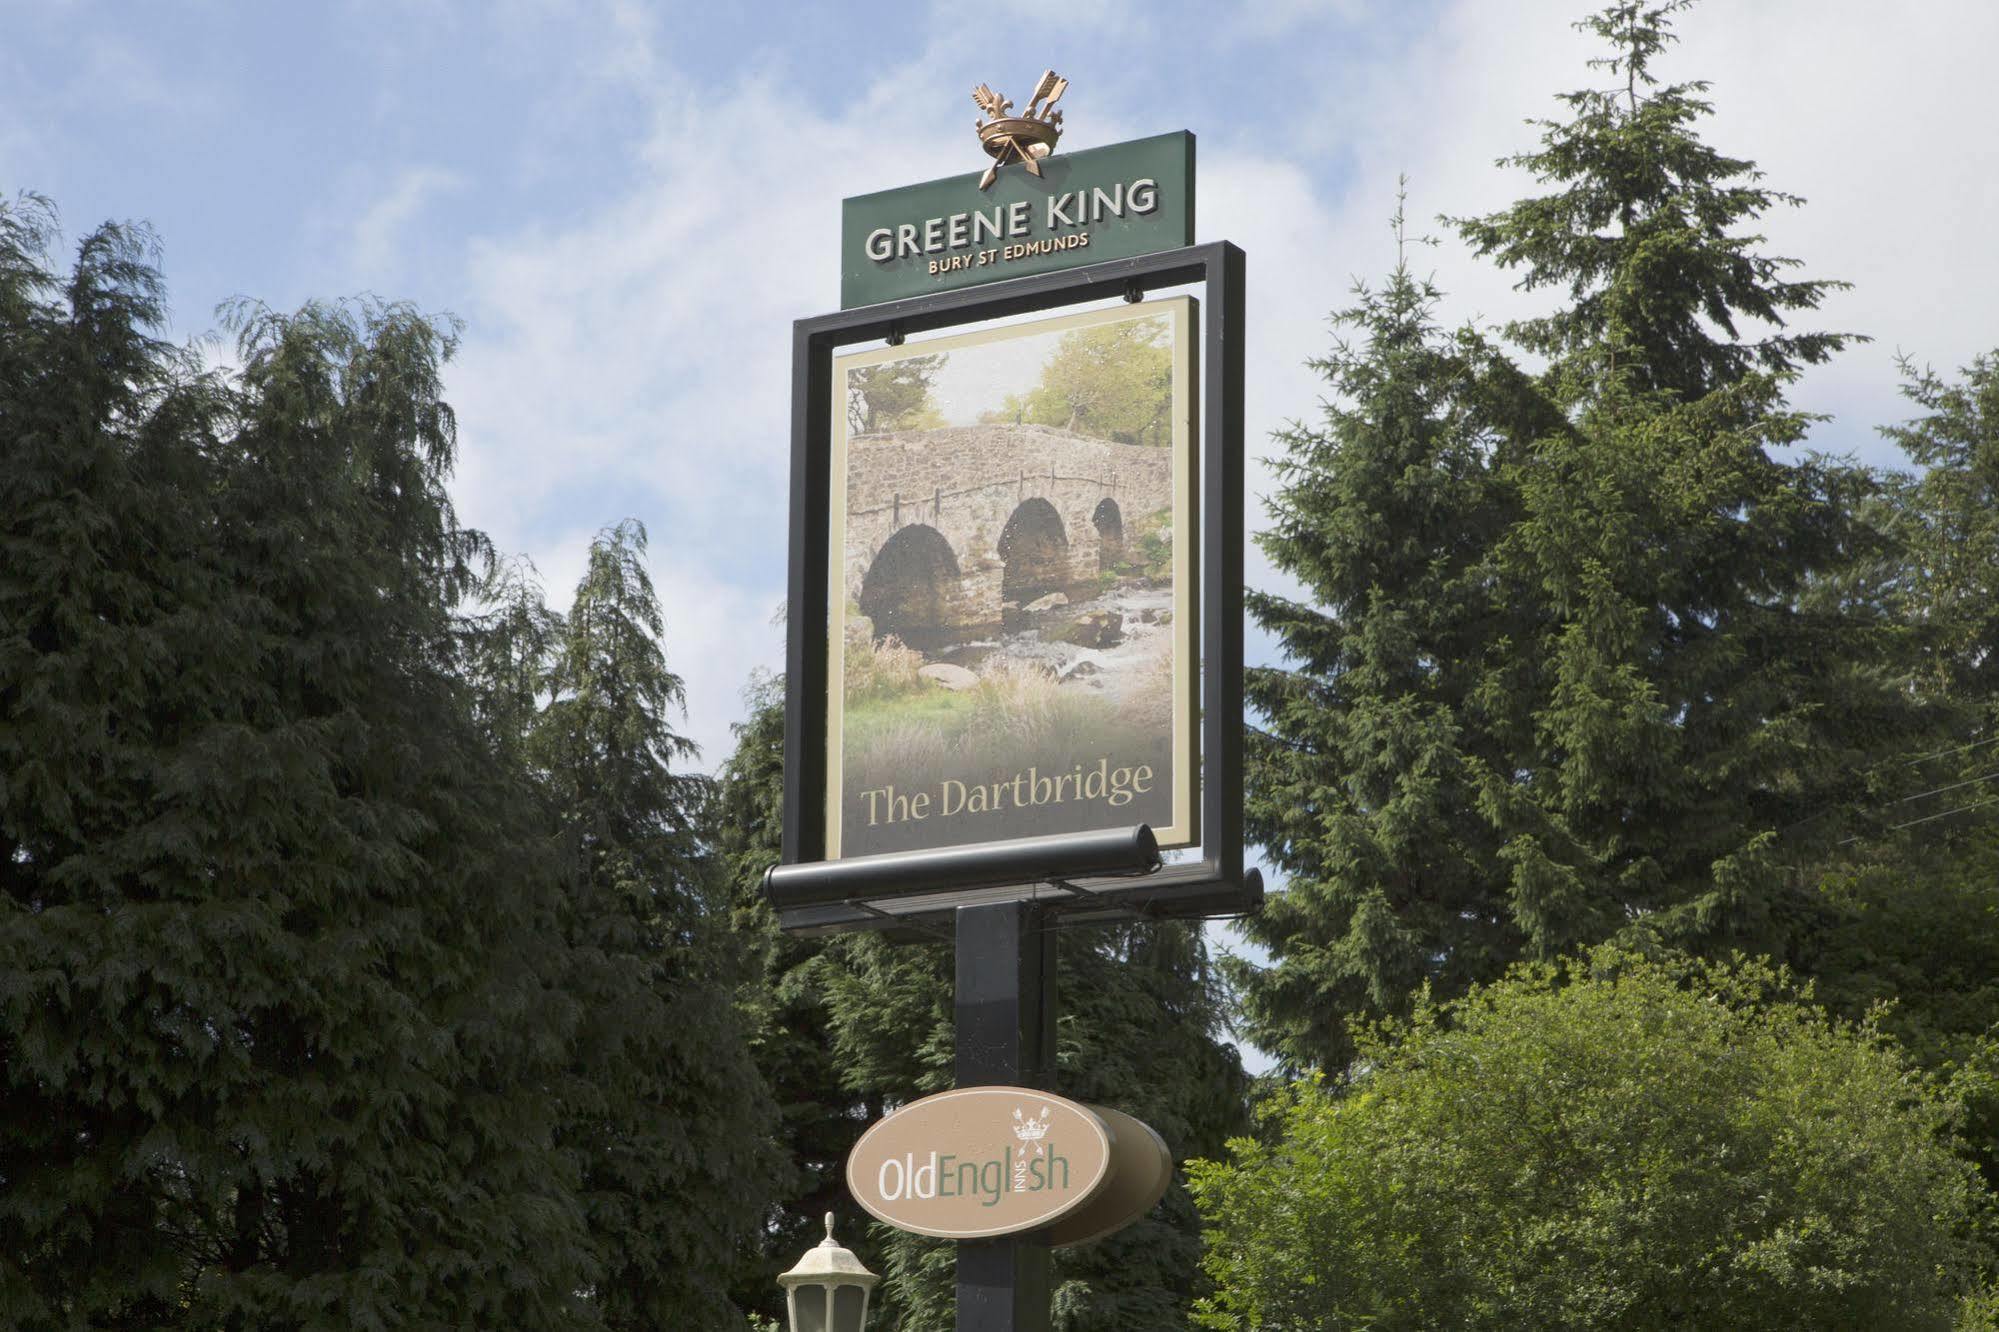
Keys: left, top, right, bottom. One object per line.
{"left": 778, "top": 1212, "right": 879, "bottom": 1332}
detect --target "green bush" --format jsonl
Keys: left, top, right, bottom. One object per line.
{"left": 1187, "top": 950, "right": 1991, "bottom": 1331}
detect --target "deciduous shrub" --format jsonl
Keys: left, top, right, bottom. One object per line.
{"left": 1188, "top": 950, "right": 1990, "bottom": 1331}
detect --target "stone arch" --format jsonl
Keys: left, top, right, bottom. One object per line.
{"left": 858, "top": 524, "right": 959, "bottom": 650}
{"left": 1092, "top": 497, "right": 1125, "bottom": 572}
{"left": 998, "top": 498, "right": 1069, "bottom": 606}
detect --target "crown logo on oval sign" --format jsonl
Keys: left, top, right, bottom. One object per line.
{"left": 1012, "top": 1106, "right": 1053, "bottom": 1142}
{"left": 972, "top": 70, "right": 1066, "bottom": 191}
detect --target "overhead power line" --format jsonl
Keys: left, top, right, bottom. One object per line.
{"left": 1840, "top": 795, "right": 1999, "bottom": 845}
{"left": 1891, "top": 769, "right": 1999, "bottom": 806}
{"left": 1895, "top": 733, "right": 1999, "bottom": 770}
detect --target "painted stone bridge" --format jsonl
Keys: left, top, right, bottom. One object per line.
{"left": 843, "top": 423, "right": 1173, "bottom": 646}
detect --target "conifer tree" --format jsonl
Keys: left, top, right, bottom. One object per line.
{"left": 1446, "top": 0, "right": 1921, "bottom": 953}
{"left": 2, "top": 201, "right": 780, "bottom": 1327}
{"left": 1454, "top": 0, "right": 1848, "bottom": 403}
{"left": 1802, "top": 352, "right": 1999, "bottom": 1191}
{"left": 510, "top": 522, "right": 783, "bottom": 1328}
{"left": 712, "top": 676, "right": 855, "bottom": 1307}
{"left": 1236, "top": 210, "right": 1545, "bottom": 1067}
{"left": 1, "top": 202, "right": 595, "bottom": 1325}
{"left": 1, "top": 200, "right": 228, "bottom": 1327}
{"left": 1240, "top": 2, "right": 1925, "bottom": 1069}
{"left": 1880, "top": 350, "right": 1999, "bottom": 716}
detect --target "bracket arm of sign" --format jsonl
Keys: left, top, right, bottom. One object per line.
{"left": 764, "top": 824, "right": 1161, "bottom": 909}
{"left": 778, "top": 242, "right": 1258, "bottom": 938}
{"left": 773, "top": 859, "right": 1260, "bottom": 938}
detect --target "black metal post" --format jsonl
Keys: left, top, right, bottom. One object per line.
{"left": 955, "top": 900, "right": 1056, "bottom": 1332}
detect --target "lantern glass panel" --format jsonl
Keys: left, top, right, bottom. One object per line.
{"left": 791, "top": 1283, "right": 829, "bottom": 1332}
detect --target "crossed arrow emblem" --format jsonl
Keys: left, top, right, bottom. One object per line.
{"left": 973, "top": 70, "right": 1068, "bottom": 191}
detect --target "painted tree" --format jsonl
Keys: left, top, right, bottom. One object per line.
{"left": 714, "top": 684, "right": 1249, "bottom": 1331}
{"left": 848, "top": 353, "right": 948, "bottom": 435}
{"left": 1238, "top": 1, "right": 1924, "bottom": 1069}
{"left": 1021, "top": 319, "right": 1174, "bottom": 444}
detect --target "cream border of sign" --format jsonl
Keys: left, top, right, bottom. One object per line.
{"left": 824, "top": 295, "right": 1199, "bottom": 860}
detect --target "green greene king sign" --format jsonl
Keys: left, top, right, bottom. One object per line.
{"left": 840, "top": 130, "right": 1195, "bottom": 308}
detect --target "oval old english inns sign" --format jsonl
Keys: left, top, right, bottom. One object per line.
{"left": 847, "top": 1086, "right": 1112, "bottom": 1239}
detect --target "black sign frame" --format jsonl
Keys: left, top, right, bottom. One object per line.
{"left": 772, "top": 242, "right": 1257, "bottom": 937}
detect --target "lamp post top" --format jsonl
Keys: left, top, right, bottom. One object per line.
{"left": 778, "top": 1214, "right": 880, "bottom": 1288}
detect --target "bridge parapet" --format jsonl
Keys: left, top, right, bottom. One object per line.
{"left": 842, "top": 424, "right": 1173, "bottom": 626}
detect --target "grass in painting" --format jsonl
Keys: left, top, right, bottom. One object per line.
{"left": 839, "top": 603, "right": 1175, "bottom": 818}
{"left": 844, "top": 652, "right": 1140, "bottom": 793}
{"left": 844, "top": 631, "right": 924, "bottom": 702}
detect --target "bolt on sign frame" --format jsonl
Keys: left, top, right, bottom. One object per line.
{"left": 768, "top": 242, "right": 1259, "bottom": 938}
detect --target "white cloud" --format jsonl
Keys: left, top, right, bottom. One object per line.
{"left": 440, "top": 30, "right": 975, "bottom": 770}
{"left": 645, "top": 561, "right": 787, "bottom": 766}
{"left": 433, "top": 0, "right": 1999, "bottom": 778}
{"left": 1680, "top": 0, "right": 1999, "bottom": 456}
{"left": 1302, "top": 0, "right": 1999, "bottom": 465}
{"left": 348, "top": 166, "right": 463, "bottom": 281}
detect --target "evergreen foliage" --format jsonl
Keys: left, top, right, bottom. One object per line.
{"left": 1800, "top": 351, "right": 1999, "bottom": 1191}
{"left": 1454, "top": 0, "right": 1847, "bottom": 401}
{"left": 471, "top": 521, "right": 784, "bottom": 1329}
{"left": 1190, "top": 951, "right": 1991, "bottom": 1331}
{"left": 1, "top": 200, "right": 589, "bottom": 1325}
{"left": 1237, "top": 221, "right": 1545, "bottom": 1067}
{"left": 1238, "top": 1, "right": 1924, "bottom": 1069}
{"left": 1881, "top": 350, "right": 1999, "bottom": 714}
{"left": 0, "top": 200, "right": 774, "bottom": 1327}
{"left": 1806, "top": 836, "right": 1999, "bottom": 1187}
{"left": 12, "top": 0, "right": 1999, "bottom": 1317}
{"left": 713, "top": 674, "right": 874, "bottom": 1310}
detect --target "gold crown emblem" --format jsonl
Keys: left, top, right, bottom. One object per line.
{"left": 1011, "top": 1105, "right": 1053, "bottom": 1142}
{"left": 972, "top": 70, "right": 1066, "bottom": 191}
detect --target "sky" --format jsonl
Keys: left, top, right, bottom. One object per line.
{"left": 9, "top": 1, "right": 1999, "bottom": 1010}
